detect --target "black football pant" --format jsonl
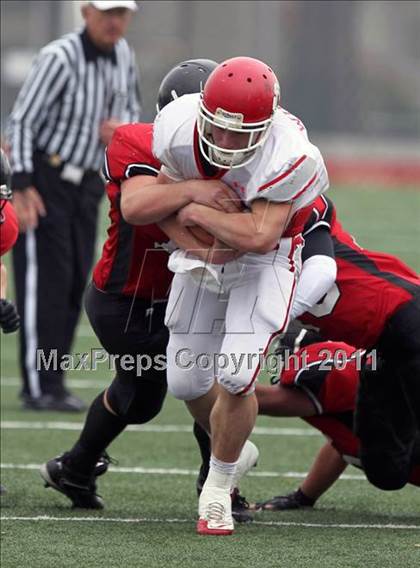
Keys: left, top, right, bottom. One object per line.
{"left": 84, "top": 283, "right": 168, "bottom": 421}
{"left": 64, "top": 284, "right": 169, "bottom": 475}
{"left": 356, "top": 292, "right": 420, "bottom": 490}
{"left": 13, "top": 153, "right": 104, "bottom": 397}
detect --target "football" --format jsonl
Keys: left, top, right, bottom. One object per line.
{"left": 188, "top": 225, "right": 215, "bottom": 246}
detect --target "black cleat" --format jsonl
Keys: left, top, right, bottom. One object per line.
{"left": 23, "top": 393, "right": 86, "bottom": 412}
{"left": 40, "top": 454, "right": 103, "bottom": 509}
{"left": 231, "top": 488, "right": 253, "bottom": 523}
{"left": 94, "top": 451, "right": 116, "bottom": 478}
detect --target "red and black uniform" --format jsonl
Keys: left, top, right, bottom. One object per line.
{"left": 296, "top": 197, "right": 420, "bottom": 490}
{"left": 94, "top": 123, "right": 171, "bottom": 300}
{"left": 84, "top": 123, "right": 171, "bottom": 420}
{"left": 0, "top": 200, "right": 20, "bottom": 334}
{"left": 0, "top": 201, "right": 19, "bottom": 256}
{"left": 280, "top": 342, "right": 420, "bottom": 488}
{"left": 300, "top": 196, "right": 420, "bottom": 349}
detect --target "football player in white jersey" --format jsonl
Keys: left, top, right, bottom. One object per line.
{"left": 128, "top": 57, "right": 329, "bottom": 535}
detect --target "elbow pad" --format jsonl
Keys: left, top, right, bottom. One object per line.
{"left": 291, "top": 255, "right": 337, "bottom": 320}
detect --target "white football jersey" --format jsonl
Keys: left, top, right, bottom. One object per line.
{"left": 153, "top": 93, "right": 329, "bottom": 214}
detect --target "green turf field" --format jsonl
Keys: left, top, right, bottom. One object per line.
{"left": 1, "top": 187, "right": 419, "bottom": 568}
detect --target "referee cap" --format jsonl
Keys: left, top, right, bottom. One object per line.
{"left": 90, "top": 1, "right": 138, "bottom": 11}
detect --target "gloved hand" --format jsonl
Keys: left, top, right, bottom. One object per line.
{"left": 0, "top": 298, "right": 20, "bottom": 333}
{"left": 253, "top": 488, "right": 316, "bottom": 511}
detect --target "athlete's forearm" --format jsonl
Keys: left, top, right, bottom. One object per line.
{"left": 300, "top": 442, "right": 347, "bottom": 500}
{"left": 256, "top": 384, "right": 317, "bottom": 417}
{"left": 0, "top": 263, "right": 7, "bottom": 298}
{"left": 121, "top": 177, "right": 196, "bottom": 225}
{"left": 158, "top": 215, "right": 211, "bottom": 258}
{"left": 182, "top": 202, "right": 290, "bottom": 254}
{"left": 193, "top": 207, "right": 257, "bottom": 252}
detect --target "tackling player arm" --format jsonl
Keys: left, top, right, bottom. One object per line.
{"left": 177, "top": 198, "right": 292, "bottom": 254}
{"left": 0, "top": 263, "right": 7, "bottom": 298}
{"left": 299, "top": 442, "right": 348, "bottom": 502}
{"left": 290, "top": 225, "right": 337, "bottom": 320}
{"left": 121, "top": 171, "right": 241, "bottom": 226}
{"left": 121, "top": 172, "right": 193, "bottom": 225}
{"left": 256, "top": 383, "right": 317, "bottom": 417}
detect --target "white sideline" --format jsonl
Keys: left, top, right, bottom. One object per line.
{"left": 0, "top": 515, "right": 418, "bottom": 530}
{"left": 1, "top": 421, "right": 320, "bottom": 436}
{"left": 0, "top": 462, "right": 366, "bottom": 480}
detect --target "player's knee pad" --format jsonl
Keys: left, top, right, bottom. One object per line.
{"left": 166, "top": 366, "right": 215, "bottom": 401}
{"left": 166, "top": 340, "right": 218, "bottom": 400}
{"left": 107, "top": 373, "right": 167, "bottom": 424}
{"left": 218, "top": 362, "right": 256, "bottom": 396}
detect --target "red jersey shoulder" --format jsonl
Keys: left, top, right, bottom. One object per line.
{"left": 103, "top": 123, "right": 161, "bottom": 183}
{"left": 0, "top": 201, "right": 19, "bottom": 256}
{"left": 280, "top": 341, "right": 359, "bottom": 414}
{"left": 303, "top": 195, "right": 335, "bottom": 236}
{"left": 332, "top": 219, "right": 420, "bottom": 285}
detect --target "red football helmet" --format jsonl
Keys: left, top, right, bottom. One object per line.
{"left": 197, "top": 57, "right": 280, "bottom": 169}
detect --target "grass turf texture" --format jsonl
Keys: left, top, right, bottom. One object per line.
{"left": 1, "top": 186, "right": 420, "bottom": 567}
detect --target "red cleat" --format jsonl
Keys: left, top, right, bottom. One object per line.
{"left": 196, "top": 518, "right": 234, "bottom": 536}
{"left": 197, "top": 487, "right": 235, "bottom": 536}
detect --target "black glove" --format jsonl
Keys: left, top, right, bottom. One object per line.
{"left": 0, "top": 299, "right": 20, "bottom": 333}
{"left": 255, "top": 489, "right": 316, "bottom": 511}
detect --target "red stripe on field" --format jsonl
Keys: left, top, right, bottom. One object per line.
{"left": 326, "top": 158, "right": 420, "bottom": 187}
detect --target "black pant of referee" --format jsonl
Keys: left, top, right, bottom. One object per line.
{"left": 13, "top": 152, "right": 104, "bottom": 411}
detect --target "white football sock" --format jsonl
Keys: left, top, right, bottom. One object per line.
{"left": 205, "top": 455, "right": 239, "bottom": 491}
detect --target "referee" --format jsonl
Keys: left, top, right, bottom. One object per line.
{"left": 7, "top": 1, "right": 140, "bottom": 411}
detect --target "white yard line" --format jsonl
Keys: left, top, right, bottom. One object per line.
{"left": 1, "top": 420, "right": 319, "bottom": 436}
{"left": 2, "top": 378, "right": 107, "bottom": 389}
{"left": 0, "top": 462, "right": 366, "bottom": 480}
{"left": 0, "top": 515, "right": 418, "bottom": 530}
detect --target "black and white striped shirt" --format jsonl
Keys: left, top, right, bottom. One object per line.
{"left": 7, "top": 28, "right": 141, "bottom": 189}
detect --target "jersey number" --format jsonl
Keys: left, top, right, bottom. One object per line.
{"left": 306, "top": 282, "right": 341, "bottom": 317}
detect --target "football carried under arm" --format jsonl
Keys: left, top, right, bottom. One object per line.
{"left": 158, "top": 214, "right": 213, "bottom": 254}
{"left": 120, "top": 171, "right": 241, "bottom": 225}
{"left": 158, "top": 215, "right": 241, "bottom": 265}
{"left": 177, "top": 198, "right": 292, "bottom": 254}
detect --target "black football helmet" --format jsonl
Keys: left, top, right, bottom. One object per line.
{"left": 0, "top": 149, "right": 12, "bottom": 216}
{"left": 157, "top": 58, "right": 218, "bottom": 112}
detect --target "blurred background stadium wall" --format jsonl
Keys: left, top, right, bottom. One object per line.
{"left": 1, "top": 1, "right": 419, "bottom": 187}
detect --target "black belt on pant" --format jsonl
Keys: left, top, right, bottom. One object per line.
{"left": 35, "top": 151, "right": 98, "bottom": 177}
